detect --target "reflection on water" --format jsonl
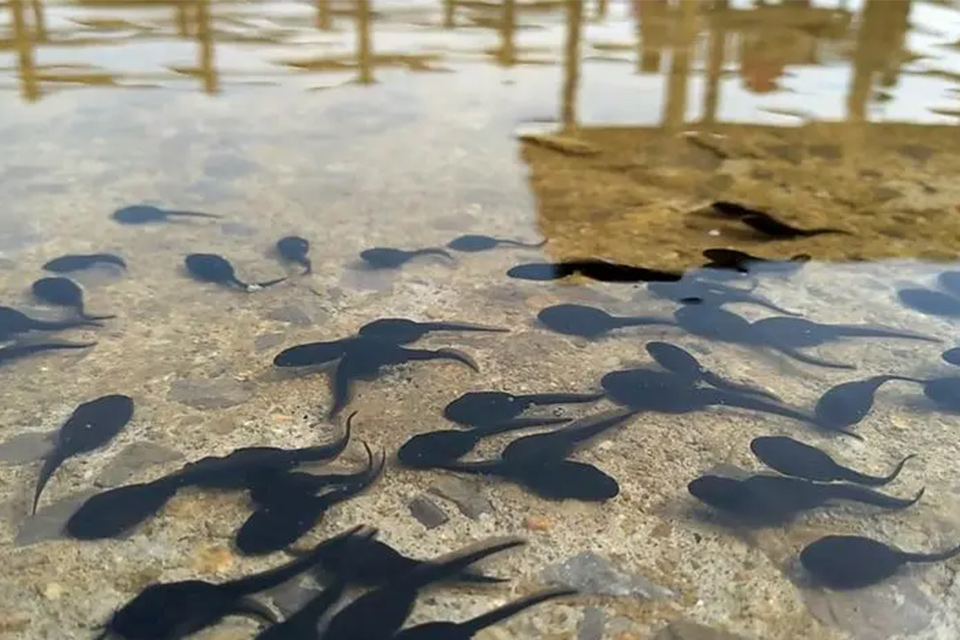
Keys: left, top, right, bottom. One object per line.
{"left": 0, "top": 0, "right": 932, "bottom": 115}
{"left": 5, "top": 2, "right": 960, "bottom": 640}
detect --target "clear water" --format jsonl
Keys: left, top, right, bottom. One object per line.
{"left": 2, "top": 1, "right": 960, "bottom": 639}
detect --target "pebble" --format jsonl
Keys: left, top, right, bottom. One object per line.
{"left": 0, "top": 431, "right": 54, "bottom": 465}
{"left": 525, "top": 516, "right": 551, "bottom": 531}
{"left": 167, "top": 378, "right": 254, "bottom": 410}
{"left": 408, "top": 494, "right": 448, "bottom": 529}
{"left": 265, "top": 304, "right": 314, "bottom": 326}
{"left": 428, "top": 477, "right": 494, "bottom": 520}
{"left": 653, "top": 619, "right": 751, "bottom": 640}
{"left": 95, "top": 441, "right": 184, "bottom": 487}
{"left": 42, "top": 583, "right": 64, "bottom": 600}
{"left": 16, "top": 490, "right": 98, "bottom": 547}
{"left": 577, "top": 607, "right": 606, "bottom": 640}
{"left": 541, "top": 551, "right": 674, "bottom": 599}
{"left": 801, "top": 578, "right": 935, "bottom": 640}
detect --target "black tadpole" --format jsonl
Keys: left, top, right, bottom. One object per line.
{"left": 112, "top": 204, "right": 221, "bottom": 224}
{"left": 447, "top": 234, "right": 546, "bottom": 252}
{"left": 276, "top": 236, "right": 312, "bottom": 274}
{"left": 360, "top": 247, "right": 453, "bottom": 269}
{"left": 750, "top": 436, "right": 915, "bottom": 486}
{"left": 43, "top": 253, "right": 126, "bottom": 273}
{"left": 185, "top": 254, "right": 287, "bottom": 291}
{"left": 31, "top": 277, "right": 114, "bottom": 321}
{"left": 801, "top": 535, "right": 960, "bottom": 590}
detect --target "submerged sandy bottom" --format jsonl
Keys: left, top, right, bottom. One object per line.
{"left": 2, "top": 15, "right": 960, "bottom": 640}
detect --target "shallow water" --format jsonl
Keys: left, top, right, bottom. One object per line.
{"left": 3, "top": 1, "right": 960, "bottom": 639}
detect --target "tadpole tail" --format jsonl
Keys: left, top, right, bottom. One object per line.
{"left": 841, "top": 453, "right": 917, "bottom": 486}
{"left": 707, "top": 391, "right": 812, "bottom": 425}
{"left": 273, "top": 339, "right": 351, "bottom": 368}
{"left": 225, "top": 524, "right": 376, "bottom": 595}
{"left": 562, "top": 408, "right": 641, "bottom": 445}
{"left": 477, "top": 417, "right": 570, "bottom": 436}
{"left": 826, "top": 484, "right": 925, "bottom": 510}
{"left": 521, "top": 392, "right": 606, "bottom": 405}
{"left": 701, "top": 371, "right": 781, "bottom": 402}
{"left": 429, "top": 459, "right": 502, "bottom": 475}
{"left": 0, "top": 342, "right": 97, "bottom": 364}
{"left": 167, "top": 210, "right": 223, "bottom": 219}
{"left": 738, "top": 295, "right": 801, "bottom": 317}
{"left": 499, "top": 238, "right": 548, "bottom": 249}
{"left": 34, "top": 318, "right": 103, "bottom": 331}
{"left": 616, "top": 316, "right": 676, "bottom": 329}
{"left": 460, "top": 587, "right": 578, "bottom": 635}
{"left": 413, "top": 247, "right": 455, "bottom": 261}
{"left": 837, "top": 326, "right": 940, "bottom": 343}
{"left": 297, "top": 412, "right": 354, "bottom": 464}
{"left": 803, "top": 227, "right": 853, "bottom": 237}
{"left": 900, "top": 542, "right": 960, "bottom": 563}
{"left": 421, "top": 321, "right": 510, "bottom": 334}
{"left": 80, "top": 312, "right": 116, "bottom": 322}
{"left": 242, "top": 275, "right": 289, "bottom": 291}
{"left": 32, "top": 450, "right": 66, "bottom": 515}
{"left": 774, "top": 345, "right": 855, "bottom": 370}
{"left": 411, "top": 347, "right": 480, "bottom": 372}
{"left": 457, "top": 572, "right": 510, "bottom": 584}
{"left": 327, "top": 360, "right": 355, "bottom": 418}
{"left": 396, "top": 537, "right": 526, "bottom": 592}
{"left": 229, "top": 596, "right": 280, "bottom": 625}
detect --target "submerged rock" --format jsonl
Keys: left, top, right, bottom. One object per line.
{"left": 16, "top": 490, "right": 98, "bottom": 547}
{"left": 167, "top": 378, "right": 253, "bottom": 410}
{"left": 801, "top": 578, "right": 935, "bottom": 640}
{"left": 95, "top": 442, "right": 184, "bottom": 487}
{"left": 0, "top": 431, "right": 54, "bottom": 465}
{"left": 577, "top": 607, "right": 606, "bottom": 640}
{"left": 653, "top": 619, "right": 752, "bottom": 640}
{"left": 542, "top": 551, "right": 674, "bottom": 599}
{"left": 408, "top": 494, "right": 448, "bottom": 529}
{"left": 428, "top": 477, "right": 494, "bottom": 519}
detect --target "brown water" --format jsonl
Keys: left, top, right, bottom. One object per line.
{"left": 3, "top": 2, "right": 960, "bottom": 639}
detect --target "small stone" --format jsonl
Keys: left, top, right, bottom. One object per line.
{"left": 167, "top": 378, "right": 253, "bottom": 410}
{"left": 801, "top": 578, "right": 934, "bottom": 640}
{"left": 265, "top": 304, "right": 313, "bottom": 326}
{"left": 408, "top": 494, "right": 449, "bottom": 529}
{"left": 16, "top": 490, "right": 98, "bottom": 547}
{"left": 525, "top": 516, "right": 551, "bottom": 531}
{"left": 428, "top": 477, "right": 494, "bottom": 520}
{"left": 653, "top": 619, "right": 751, "bottom": 640}
{"left": 95, "top": 442, "right": 184, "bottom": 487}
{"left": 542, "top": 551, "right": 674, "bottom": 599}
{"left": 0, "top": 431, "right": 54, "bottom": 465}
{"left": 578, "top": 607, "right": 606, "bottom": 640}
{"left": 42, "top": 583, "right": 64, "bottom": 600}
